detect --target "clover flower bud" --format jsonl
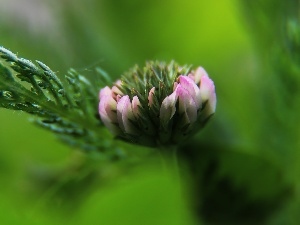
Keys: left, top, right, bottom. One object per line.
{"left": 98, "top": 61, "right": 216, "bottom": 147}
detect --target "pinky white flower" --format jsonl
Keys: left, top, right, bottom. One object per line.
{"left": 99, "top": 61, "right": 216, "bottom": 147}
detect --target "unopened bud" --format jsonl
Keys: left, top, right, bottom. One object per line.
{"left": 98, "top": 61, "right": 216, "bottom": 147}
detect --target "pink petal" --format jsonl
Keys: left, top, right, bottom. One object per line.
{"left": 178, "top": 75, "right": 202, "bottom": 109}
{"left": 160, "top": 91, "right": 178, "bottom": 126}
{"left": 117, "top": 95, "right": 138, "bottom": 135}
{"left": 188, "top": 73, "right": 195, "bottom": 82}
{"left": 99, "top": 86, "right": 112, "bottom": 100}
{"left": 176, "top": 85, "right": 197, "bottom": 124}
{"left": 199, "top": 75, "right": 216, "bottom": 114}
{"left": 99, "top": 95, "right": 117, "bottom": 122}
{"left": 99, "top": 96, "right": 119, "bottom": 134}
{"left": 148, "top": 87, "right": 155, "bottom": 106}
{"left": 98, "top": 111, "right": 119, "bottom": 135}
{"left": 116, "top": 94, "right": 122, "bottom": 102}
{"left": 194, "top": 67, "right": 208, "bottom": 85}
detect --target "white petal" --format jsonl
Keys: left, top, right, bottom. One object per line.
{"left": 194, "top": 67, "right": 208, "bottom": 84}
{"left": 199, "top": 74, "right": 216, "bottom": 114}
{"left": 112, "top": 85, "right": 123, "bottom": 96}
{"left": 132, "top": 96, "right": 141, "bottom": 118}
{"left": 173, "top": 82, "right": 178, "bottom": 91}
{"left": 160, "top": 91, "right": 178, "bottom": 126}
{"left": 148, "top": 87, "right": 155, "bottom": 106}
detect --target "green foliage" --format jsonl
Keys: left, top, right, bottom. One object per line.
{"left": 74, "top": 167, "right": 197, "bottom": 225}
{"left": 1, "top": 0, "right": 300, "bottom": 224}
{"left": 241, "top": 0, "right": 300, "bottom": 181}
{"left": 0, "top": 165, "right": 197, "bottom": 225}
{"left": 0, "top": 47, "right": 116, "bottom": 154}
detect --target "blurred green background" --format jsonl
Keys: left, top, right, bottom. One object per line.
{"left": 1, "top": 0, "right": 300, "bottom": 224}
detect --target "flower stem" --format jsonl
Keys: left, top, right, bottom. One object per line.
{"left": 159, "top": 145, "right": 181, "bottom": 186}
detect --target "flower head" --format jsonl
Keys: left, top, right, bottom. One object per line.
{"left": 99, "top": 61, "right": 216, "bottom": 147}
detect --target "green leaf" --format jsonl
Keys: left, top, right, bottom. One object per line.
{"left": 0, "top": 47, "right": 119, "bottom": 156}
